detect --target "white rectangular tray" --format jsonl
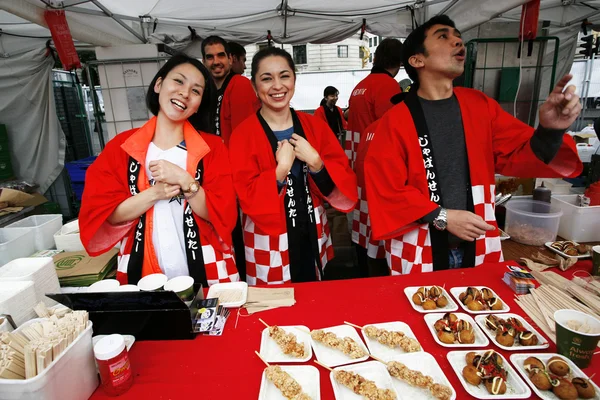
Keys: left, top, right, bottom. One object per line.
{"left": 206, "top": 281, "right": 247, "bottom": 308}
{"left": 424, "top": 313, "right": 489, "bottom": 348}
{"left": 447, "top": 350, "right": 531, "bottom": 399}
{"left": 310, "top": 324, "right": 369, "bottom": 368}
{"left": 474, "top": 314, "right": 549, "bottom": 351}
{"left": 510, "top": 353, "right": 600, "bottom": 400}
{"left": 361, "top": 321, "right": 422, "bottom": 362}
{"left": 544, "top": 241, "right": 591, "bottom": 259}
{"left": 260, "top": 325, "right": 312, "bottom": 363}
{"left": 404, "top": 286, "right": 459, "bottom": 313}
{"left": 386, "top": 352, "right": 456, "bottom": 400}
{"left": 259, "top": 365, "right": 320, "bottom": 400}
{"left": 330, "top": 360, "right": 399, "bottom": 400}
{"left": 449, "top": 286, "right": 510, "bottom": 314}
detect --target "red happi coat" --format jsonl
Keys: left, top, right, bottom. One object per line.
{"left": 313, "top": 105, "right": 348, "bottom": 131}
{"left": 345, "top": 71, "right": 400, "bottom": 168}
{"left": 79, "top": 117, "right": 240, "bottom": 285}
{"left": 352, "top": 119, "right": 385, "bottom": 258}
{"left": 229, "top": 111, "right": 358, "bottom": 285}
{"left": 365, "top": 87, "right": 583, "bottom": 275}
{"left": 220, "top": 74, "right": 261, "bottom": 147}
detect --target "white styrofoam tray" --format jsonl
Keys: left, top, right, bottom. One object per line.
{"left": 447, "top": 350, "right": 531, "bottom": 399}
{"left": 544, "top": 241, "right": 591, "bottom": 259}
{"left": 403, "top": 286, "right": 459, "bottom": 313}
{"left": 360, "top": 321, "right": 422, "bottom": 362}
{"left": 449, "top": 286, "right": 510, "bottom": 314}
{"left": 310, "top": 324, "right": 369, "bottom": 368}
{"left": 330, "top": 361, "right": 399, "bottom": 400}
{"left": 0, "top": 257, "right": 60, "bottom": 306}
{"left": 260, "top": 325, "right": 312, "bottom": 363}
{"left": 424, "top": 313, "right": 489, "bottom": 348}
{"left": 510, "top": 353, "right": 600, "bottom": 400}
{"left": 206, "top": 281, "right": 248, "bottom": 308}
{"left": 474, "top": 314, "right": 550, "bottom": 351}
{"left": 259, "top": 365, "right": 320, "bottom": 400}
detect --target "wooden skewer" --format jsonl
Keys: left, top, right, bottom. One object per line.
{"left": 254, "top": 350, "right": 270, "bottom": 367}
{"left": 314, "top": 359, "right": 333, "bottom": 371}
{"left": 369, "top": 354, "right": 387, "bottom": 364}
{"left": 590, "top": 373, "right": 596, "bottom": 380}
{"left": 343, "top": 321, "right": 363, "bottom": 330}
{"left": 258, "top": 318, "right": 270, "bottom": 329}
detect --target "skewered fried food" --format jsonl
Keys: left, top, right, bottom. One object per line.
{"left": 552, "top": 378, "right": 578, "bottom": 400}
{"left": 411, "top": 286, "right": 450, "bottom": 310}
{"left": 481, "top": 288, "right": 494, "bottom": 301}
{"left": 523, "top": 356, "right": 545, "bottom": 374}
{"left": 465, "top": 352, "right": 478, "bottom": 366}
{"left": 459, "top": 287, "right": 504, "bottom": 311}
{"left": 310, "top": 330, "right": 366, "bottom": 359}
{"left": 412, "top": 292, "right": 425, "bottom": 305}
{"left": 265, "top": 365, "right": 312, "bottom": 400}
{"left": 467, "top": 300, "right": 485, "bottom": 311}
{"left": 436, "top": 295, "right": 449, "bottom": 307}
{"left": 463, "top": 350, "right": 509, "bottom": 395}
{"left": 482, "top": 314, "right": 541, "bottom": 348}
{"left": 458, "top": 328, "right": 475, "bottom": 344}
{"left": 547, "top": 356, "right": 570, "bottom": 377}
{"left": 364, "top": 326, "right": 421, "bottom": 352}
{"left": 496, "top": 331, "right": 514, "bottom": 347}
{"left": 518, "top": 331, "right": 538, "bottom": 346}
{"left": 485, "top": 377, "right": 507, "bottom": 395}
{"left": 333, "top": 370, "right": 396, "bottom": 400}
{"left": 484, "top": 315, "right": 500, "bottom": 330}
{"left": 386, "top": 361, "right": 453, "bottom": 400}
{"left": 437, "top": 328, "right": 455, "bottom": 344}
{"left": 433, "top": 313, "right": 476, "bottom": 344}
{"left": 444, "top": 313, "right": 458, "bottom": 324}
{"left": 429, "top": 286, "right": 443, "bottom": 297}
{"left": 529, "top": 370, "right": 552, "bottom": 390}
{"left": 423, "top": 299, "right": 437, "bottom": 310}
{"left": 268, "top": 326, "right": 305, "bottom": 358}
{"left": 462, "top": 365, "right": 481, "bottom": 385}
{"left": 572, "top": 377, "right": 596, "bottom": 399}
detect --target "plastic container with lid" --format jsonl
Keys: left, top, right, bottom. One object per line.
{"left": 504, "top": 199, "right": 563, "bottom": 246}
{"left": 94, "top": 334, "right": 134, "bottom": 396}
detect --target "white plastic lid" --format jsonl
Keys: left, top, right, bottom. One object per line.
{"left": 94, "top": 334, "right": 126, "bottom": 361}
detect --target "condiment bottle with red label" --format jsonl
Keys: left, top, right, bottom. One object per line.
{"left": 94, "top": 334, "right": 133, "bottom": 396}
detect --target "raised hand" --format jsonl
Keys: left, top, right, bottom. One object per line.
{"left": 289, "top": 133, "right": 323, "bottom": 172}
{"left": 538, "top": 74, "right": 582, "bottom": 131}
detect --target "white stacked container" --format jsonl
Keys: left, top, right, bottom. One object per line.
{"left": 0, "top": 281, "right": 37, "bottom": 326}
{"left": 552, "top": 194, "right": 600, "bottom": 242}
{"left": 53, "top": 220, "right": 84, "bottom": 252}
{"left": 6, "top": 215, "right": 62, "bottom": 251}
{"left": 0, "top": 228, "right": 35, "bottom": 266}
{"left": 0, "top": 258, "right": 60, "bottom": 306}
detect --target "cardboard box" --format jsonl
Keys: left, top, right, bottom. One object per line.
{"left": 53, "top": 249, "right": 117, "bottom": 286}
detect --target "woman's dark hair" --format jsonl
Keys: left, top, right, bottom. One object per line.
{"left": 323, "top": 86, "right": 338, "bottom": 97}
{"left": 373, "top": 38, "right": 403, "bottom": 70}
{"left": 250, "top": 47, "right": 296, "bottom": 83}
{"left": 402, "top": 15, "right": 457, "bottom": 87}
{"left": 146, "top": 53, "right": 217, "bottom": 133}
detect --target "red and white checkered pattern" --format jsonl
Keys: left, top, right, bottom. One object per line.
{"left": 385, "top": 184, "right": 502, "bottom": 275}
{"left": 352, "top": 186, "right": 385, "bottom": 259}
{"left": 243, "top": 204, "right": 333, "bottom": 286}
{"left": 344, "top": 130, "right": 359, "bottom": 168}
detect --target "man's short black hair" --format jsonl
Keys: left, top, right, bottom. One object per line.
{"left": 201, "top": 36, "right": 230, "bottom": 58}
{"left": 373, "top": 38, "right": 403, "bottom": 70}
{"left": 228, "top": 41, "right": 246, "bottom": 58}
{"left": 402, "top": 15, "right": 457, "bottom": 86}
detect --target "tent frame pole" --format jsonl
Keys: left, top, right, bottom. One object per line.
{"left": 90, "top": 0, "right": 146, "bottom": 43}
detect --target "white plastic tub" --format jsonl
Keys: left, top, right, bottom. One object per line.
{"left": 0, "top": 258, "right": 60, "bottom": 306}
{"left": 552, "top": 194, "right": 600, "bottom": 242}
{"left": 0, "top": 319, "right": 98, "bottom": 400}
{"left": 0, "top": 228, "right": 35, "bottom": 266}
{"left": 53, "top": 219, "right": 84, "bottom": 252}
{"left": 6, "top": 214, "right": 62, "bottom": 251}
{"left": 504, "top": 199, "right": 563, "bottom": 246}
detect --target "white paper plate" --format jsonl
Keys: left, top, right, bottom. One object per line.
{"left": 510, "top": 353, "right": 600, "bottom": 400}
{"left": 206, "top": 281, "right": 248, "bottom": 308}
{"left": 330, "top": 360, "right": 399, "bottom": 400}
{"left": 474, "top": 314, "right": 550, "bottom": 351}
{"left": 544, "top": 241, "right": 591, "bottom": 259}
{"left": 260, "top": 325, "right": 312, "bottom": 363}
{"left": 259, "top": 365, "right": 320, "bottom": 400}
{"left": 386, "top": 352, "right": 456, "bottom": 400}
{"left": 424, "top": 313, "right": 489, "bottom": 348}
{"left": 310, "top": 324, "right": 369, "bottom": 368}
{"left": 450, "top": 286, "right": 510, "bottom": 314}
{"left": 360, "top": 321, "right": 422, "bottom": 362}
{"left": 403, "top": 286, "right": 459, "bottom": 313}
{"left": 447, "top": 350, "right": 531, "bottom": 399}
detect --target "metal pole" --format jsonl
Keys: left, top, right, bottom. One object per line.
{"left": 90, "top": 0, "right": 146, "bottom": 43}
{"left": 85, "top": 64, "right": 105, "bottom": 150}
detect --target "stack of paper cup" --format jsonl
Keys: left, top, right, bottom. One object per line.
{"left": 0, "top": 281, "right": 37, "bottom": 326}
{"left": 0, "top": 257, "right": 60, "bottom": 306}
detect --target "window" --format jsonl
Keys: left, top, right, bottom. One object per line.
{"left": 374, "top": 37, "right": 378, "bottom": 46}
{"left": 369, "top": 38, "right": 373, "bottom": 47}
{"left": 292, "top": 45, "right": 307, "bottom": 64}
{"left": 369, "top": 54, "right": 373, "bottom": 63}
{"left": 337, "top": 45, "right": 348, "bottom": 58}
{"left": 257, "top": 42, "right": 269, "bottom": 52}
{"left": 359, "top": 47, "right": 365, "bottom": 59}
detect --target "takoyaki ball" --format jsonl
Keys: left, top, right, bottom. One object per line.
{"left": 434, "top": 319, "right": 448, "bottom": 332}
{"left": 417, "top": 286, "right": 428, "bottom": 296}
{"left": 523, "top": 357, "right": 545, "bottom": 374}
{"left": 507, "top": 317, "right": 523, "bottom": 329}
{"left": 458, "top": 329, "right": 475, "bottom": 344}
{"left": 564, "top": 247, "right": 579, "bottom": 256}
{"left": 462, "top": 365, "right": 481, "bottom": 386}
{"left": 460, "top": 294, "right": 474, "bottom": 305}
{"left": 576, "top": 244, "right": 589, "bottom": 254}
{"left": 485, "top": 377, "right": 507, "bottom": 395}
{"left": 488, "top": 297, "right": 504, "bottom": 310}
{"left": 429, "top": 285, "right": 443, "bottom": 297}
{"left": 548, "top": 357, "right": 570, "bottom": 377}
{"left": 481, "top": 287, "right": 494, "bottom": 301}
{"left": 465, "top": 351, "right": 478, "bottom": 366}
{"left": 436, "top": 295, "right": 449, "bottom": 308}
{"left": 481, "top": 350, "right": 502, "bottom": 366}
{"left": 529, "top": 370, "right": 552, "bottom": 390}
{"left": 518, "top": 331, "right": 538, "bottom": 346}
{"left": 552, "top": 378, "right": 578, "bottom": 400}
{"left": 467, "top": 300, "right": 485, "bottom": 311}
{"left": 412, "top": 292, "right": 425, "bottom": 305}
{"left": 572, "top": 377, "right": 596, "bottom": 399}
{"left": 456, "top": 320, "right": 472, "bottom": 332}
{"left": 423, "top": 299, "right": 437, "bottom": 310}
{"left": 467, "top": 287, "right": 481, "bottom": 299}
{"left": 496, "top": 331, "right": 515, "bottom": 347}
{"left": 484, "top": 314, "right": 500, "bottom": 331}
{"left": 437, "top": 328, "right": 455, "bottom": 344}
{"left": 443, "top": 313, "right": 458, "bottom": 324}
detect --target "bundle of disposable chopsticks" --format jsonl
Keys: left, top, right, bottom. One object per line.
{"left": 515, "top": 270, "right": 600, "bottom": 344}
{"left": 0, "top": 310, "right": 88, "bottom": 380}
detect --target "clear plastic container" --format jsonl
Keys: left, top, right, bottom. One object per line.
{"left": 0, "top": 228, "right": 35, "bottom": 267}
{"left": 551, "top": 194, "right": 600, "bottom": 242}
{"left": 504, "top": 199, "right": 563, "bottom": 246}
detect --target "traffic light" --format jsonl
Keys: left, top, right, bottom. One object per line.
{"left": 580, "top": 35, "right": 595, "bottom": 58}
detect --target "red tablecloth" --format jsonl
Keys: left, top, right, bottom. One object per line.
{"left": 90, "top": 261, "right": 600, "bottom": 399}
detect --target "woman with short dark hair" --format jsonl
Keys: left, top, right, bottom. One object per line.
{"left": 80, "top": 54, "right": 239, "bottom": 286}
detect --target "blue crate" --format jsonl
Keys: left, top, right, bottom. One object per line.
{"left": 65, "top": 156, "right": 97, "bottom": 183}
{"left": 72, "top": 183, "right": 85, "bottom": 201}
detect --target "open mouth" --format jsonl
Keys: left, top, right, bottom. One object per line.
{"left": 171, "top": 99, "right": 187, "bottom": 110}
{"left": 270, "top": 93, "right": 286, "bottom": 99}
{"left": 455, "top": 49, "right": 466, "bottom": 58}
